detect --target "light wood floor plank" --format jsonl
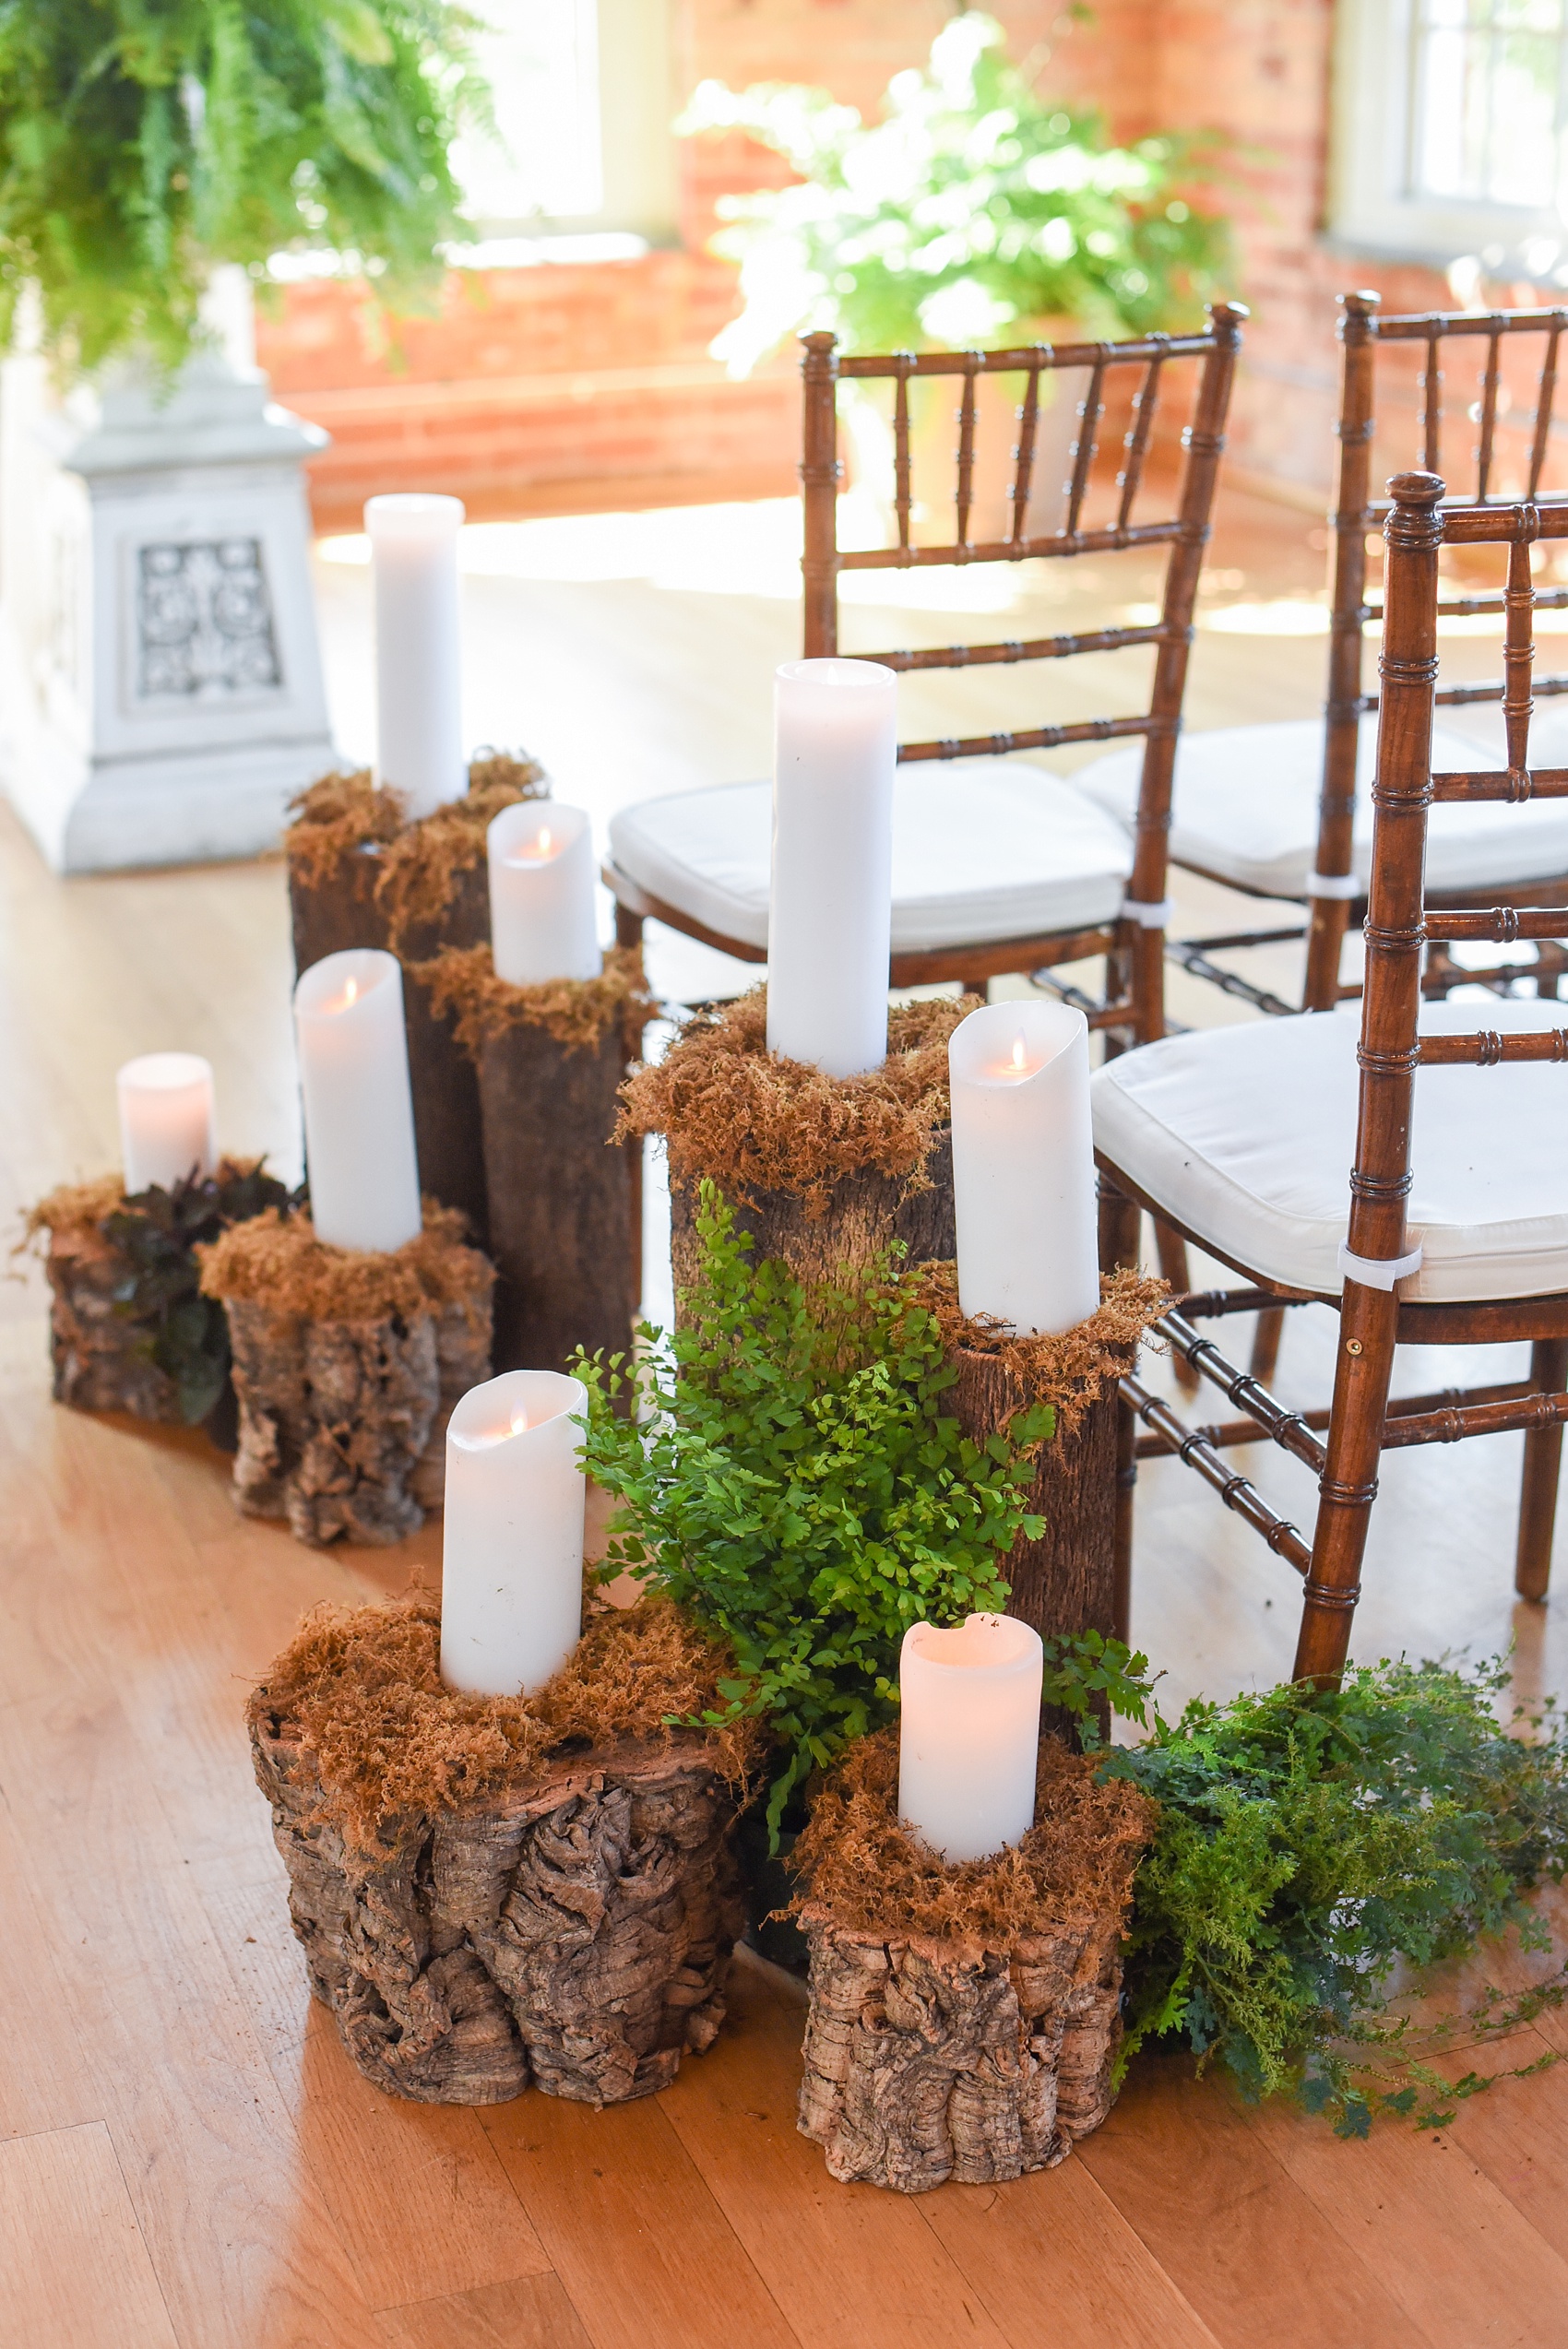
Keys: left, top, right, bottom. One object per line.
{"left": 0, "top": 2121, "right": 180, "bottom": 2349}
{"left": 1445, "top": 2028, "right": 1568, "bottom": 2255}
{"left": 374, "top": 2276, "right": 593, "bottom": 2349}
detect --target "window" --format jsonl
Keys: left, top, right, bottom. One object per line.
{"left": 1331, "top": 0, "right": 1568, "bottom": 275}
{"left": 450, "top": 0, "right": 677, "bottom": 243}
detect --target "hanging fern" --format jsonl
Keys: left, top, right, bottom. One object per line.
{"left": 0, "top": 0, "right": 485, "bottom": 371}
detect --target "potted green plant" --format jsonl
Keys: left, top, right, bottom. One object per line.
{"left": 0, "top": 0, "right": 481, "bottom": 872}
{"left": 681, "top": 12, "right": 1235, "bottom": 539}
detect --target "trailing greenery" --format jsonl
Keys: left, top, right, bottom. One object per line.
{"left": 575, "top": 1185, "right": 1060, "bottom": 1833}
{"left": 103, "top": 1159, "right": 292, "bottom": 1422}
{"left": 0, "top": 0, "right": 483, "bottom": 372}
{"left": 680, "top": 11, "right": 1234, "bottom": 373}
{"left": 1099, "top": 1658, "right": 1568, "bottom": 2134}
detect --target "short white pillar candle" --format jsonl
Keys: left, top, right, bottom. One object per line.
{"left": 898, "top": 1613, "right": 1044, "bottom": 1863}
{"left": 439, "top": 1369, "right": 588, "bottom": 1696}
{"left": 766, "top": 657, "right": 897, "bottom": 1078}
{"left": 117, "top": 1052, "right": 217, "bottom": 1193}
{"left": 949, "top": 1000, "right": 1100, "bottom": 1337}
{"left": 293, "top": 948, "right": 422, "bottom": 1253}
{"left": 365, "top": 492, "right": 467, "bottom": 819}
{"left": 487, "top": 801, "right": 602, "bottom": 985}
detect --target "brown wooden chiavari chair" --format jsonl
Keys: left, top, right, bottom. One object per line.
{"left": 1093, "top": 469, "right": 1568, "bottom": 1679}
{"left": 604, "top": 304, "right": 1247, "bottom": 1053}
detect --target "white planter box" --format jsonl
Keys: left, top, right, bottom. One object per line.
{"left": 0, "top": 351, "right": 338, "bottom": 872}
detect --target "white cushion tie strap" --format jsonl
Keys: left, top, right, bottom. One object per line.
{"left": 1337, "top": 1239, "right": 1423, "bottom": 1291}
{"left": 1121, "top": 896, "right": 1175, "bottom": 928}
{"left": 1308, "top": 870, "right": 1360, "bottom": 901}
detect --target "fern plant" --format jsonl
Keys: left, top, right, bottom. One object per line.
{"left": 0, "top": 0, "right": 483, "bottom": 371}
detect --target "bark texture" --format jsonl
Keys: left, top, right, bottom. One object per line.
{"left": 410, "top": 1291, "right": 497, "bottom": 1513}
{"left": 668, "top": 1132, "right": 956, "bottom": 1311}
{"left": 796, "top": 1899, "right": 1126, "bottom": 2193}
{"left": 251, "top": 1717, "right": 744, "bottom": 2106}
{"left": 224, "top": 1296, "right": 440, "bottom": 1545}
{"left": 289, "top": 854, "right": 491, "bottom": 1244}
{"left": 42, "top": 1220, "right": 181, "bottom": 1419}
{"left": 478, "top": 1018, "right": 636, "bottom": 1374}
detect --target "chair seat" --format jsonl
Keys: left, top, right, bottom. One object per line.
{"left": 608, "top": 763, "right": 1134, "bottom": 955}
{"left": 1069, "top": 717, "right": 1568, "bottom": 898}
{"left": 1090, "top": 999, "right": 1568, "bottom": 1303}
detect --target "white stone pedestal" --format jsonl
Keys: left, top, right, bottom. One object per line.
{"left": 0, "top": 352, "right": 339, "bottom": 872}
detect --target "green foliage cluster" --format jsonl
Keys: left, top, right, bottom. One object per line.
{"left": 0, "top": 0, "right": 482, "bottom": 371}
{"left": 680, "top": 12, "right": 1234, "bottom": 373}
{"left": 104, "top": 1159, "right": 291, "bottom": 1422}
{"left": 576, "top": 1186, "right": 1056, "bottom": 1832}
{"left": 1099, "top": 1658, "right": 1568, "bottom": 2133}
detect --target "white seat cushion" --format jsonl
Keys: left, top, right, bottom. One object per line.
{"left": 1069, "top": 717, "right": 1568, "bottom": 897}
{"left": 1091, "top": 999, "right": 1568, "bottom": 1303}
{"left": 609, "top": 762, "right": 1133, "bottom": 955}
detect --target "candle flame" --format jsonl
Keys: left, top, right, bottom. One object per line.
{"left": 345, "top": 976, "right": 358, "bottom": 1008}
{"left": 510, "top": 1405, "right": 529, "bottom": 1435}
{"left": 1011, "top": 1032, "right": 1026, "bottom": 1071}
{"left": 537, "top": 826, "right": 552, "bottom": 857}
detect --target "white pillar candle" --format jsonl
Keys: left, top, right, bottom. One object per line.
{"left": 365, "top": 492, "right": 466, "bottom": 818}
{"left": 439, "top": 1369, "right": 588, "bottom": 1696}
{"left": 949, "top": 1000, "right": 1100, "bottom": 1337}
{"left": 116, "top": 1052, "right": 216, "bottom": 1193}
{"left": 293, "top": 948, "right": 422, "bottom": 1252}
{"left": 898, "top": 1613, "right": 1043, "bottom": 1863}
{"left": 487, "top": 801, "right": 602, "bottom": 985}
{"left": 767, "top": 657, "right": 897, "bottom": 1078}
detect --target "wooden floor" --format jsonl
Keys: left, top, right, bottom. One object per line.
{"left": 4, "top": 483, "right": 1568, "bottom": 2347}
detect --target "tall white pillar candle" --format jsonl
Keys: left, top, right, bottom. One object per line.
{"left": 365, "top": 492, "right": 466, "bottom": 818}
{"left": 117, "top": 1052, "right": 216, "bottom": 1193}
{"left": 293, "top": 948, "right": 422, "bottom": 1252}
{"left": 949, "top": 1000, "right": 1100, "bottom": 1337}
{"left": 898, "top": 1614, "right": 1043, "bottom": 1863}
{"left": 440, "top": 1369, "right": 588, "bottom": 1695}
{"left": 767, "top": 657, "right": 897, "bottom": 1078}
{"left": 488, "top": 801, "right": 602, "bottom": 984}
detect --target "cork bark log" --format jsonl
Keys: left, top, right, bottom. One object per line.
{"left": 289, "top": 854, "right": 492, "bottom": 1244}
{"left": 42, "top": 1219, "right": 183, "bottom": 1420}
{"left": 795, "top": 1897, "right": 1127, "bottom": 2193}
{"left": 668, "top": 1132, "right": 956, "bottom": 1311}
{"left": 410, "top": 1291, "right": 497, "bottom": 1513}
{"left": 477, "top": 1017, "right": 636, "bottom": 1375}
{"left": 251, "top": 1717, "right": 745, "bottom": 2106}
{"left": 224, "top": 1296, "right": 441, "bottom": 1546}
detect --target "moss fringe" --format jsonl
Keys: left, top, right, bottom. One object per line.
{"left": 248, "top": 1594, "right": 766, "bottom": 1849}
{"left": 18, "top": 1157, "right": 272, "bottom": 1249}
{"left": 617, "top": 987, "right": 976, "bottom": 1216}
{"left": 792, "top": 1726, "right": 1154, "bottom": 1952}
{"left": 418, "top": 943, "right": 657, "bottom": 1057}
{"left": 917, "top": 1263, "right": 1171, "bottom": 1441}
{"left": 198, "top": 1202, "right": 493, "bottom": 1323}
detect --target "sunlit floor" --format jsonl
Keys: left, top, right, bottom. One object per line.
{"left": 3, "top": 481, "right": 1568, "bottom": 2349}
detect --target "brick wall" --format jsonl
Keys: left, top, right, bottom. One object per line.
{"left": 257, "top": 0, "right": 1458, "bottom": 528}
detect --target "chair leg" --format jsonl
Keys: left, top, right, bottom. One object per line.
{"left": 1250, "top": 1306, "right": 1287, "bottom": 1384}
{"left": 959, "top": 974, "right": 991, "bottom": 1002}
{"left": 1099, "top": 1177, "right": 1143, "bottom": 1643}
{"left": 1293, "top": 1283, "right": 1399, "bottom": 1684}
{"left": 1152, "top": 1220, "right": 1200, "bottom": 1391}
{"left": 1516, "top": 1336, "right": 1568, "bottom": 1602}
{"left": 615, "top": 901, "right": 646, "bottom": 953}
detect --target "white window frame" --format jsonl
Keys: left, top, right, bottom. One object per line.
{"left": 1330, "top": 0, "right": 1568, "bottom": 268}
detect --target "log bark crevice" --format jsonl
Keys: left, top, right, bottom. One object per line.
{"left": 668, "top": 1133, "right": 955, "bottom": 1309}
{"left": 252, "top": 1717, "right": 745, "bottom": 2106}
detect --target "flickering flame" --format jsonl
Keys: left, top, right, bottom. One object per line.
{"left": 1011, "top": 1032, "right": 1027, "bottom": 1071}
{"left": 537, "top": 826, "right": 552, "bottom": 857}
{"left": 510, "top": 1405, "right": 529, "bottom": 1435}
{"left": 345, "top": 976, "right": 358, "bottom": 1007}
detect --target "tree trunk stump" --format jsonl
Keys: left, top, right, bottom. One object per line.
{"left": 410, "top": 1292, "right": 498, "bottom": 1513}
{"left": 289, "top": 853, "right": 492, "bottom": 1244}
{"left": 668, "top": 1132, "right": 956, "bottom": 1311}
{"left": 42, "top": 1219, "right": 182, "bottom": 1420}
{"left": 477, "top": 1018, "right": 636, "bottom": 1375}
{"left": 224, "top": 1297, "right": 441, "bottom": 1546}
{"left": 250, "top": 1717, "right": 746, "bottom": 2106}
{"left": 795, "top": 1898, "right": 1126, "bottom": 2193}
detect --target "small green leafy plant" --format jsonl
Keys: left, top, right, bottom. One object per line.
{"left": 681, "top": 11, "right": 1234, "bottom": 373}
{"left": 0, "top": 0, "right": 484, "bottom": 372}
{"left": 1099, "top": 1658, "right": 1568, "bottom": 2134}
{"left": 576, "top": 1184, "right": 1063, "bottom": 1833}
{"left": 104, "top": 1160, "right": 292, "bottom": 1422}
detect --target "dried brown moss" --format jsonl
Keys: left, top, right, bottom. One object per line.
{"left": 792, "top": 1726, "right": 1154, "bottom": 1952}
{"left": 283, "top": 752, "right": 550, "bottom": 943}
{"left": 418, "top": 943, "right": 657, "bottom": 1057}
{"left": 918, "top": 1262, "right": 1171, "bottom": 1441}
{"left": 247, "top": 1593, "right": 764, "bottom": 1849}
{"left": 618, "top": 987, "right": 976, "bottom": 1215}
{"left": 18, "top": 1157, "right": 274, "bottom": 1250}
{"left": 198, "top": 1202, "right": 493, "bottom": 1323}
